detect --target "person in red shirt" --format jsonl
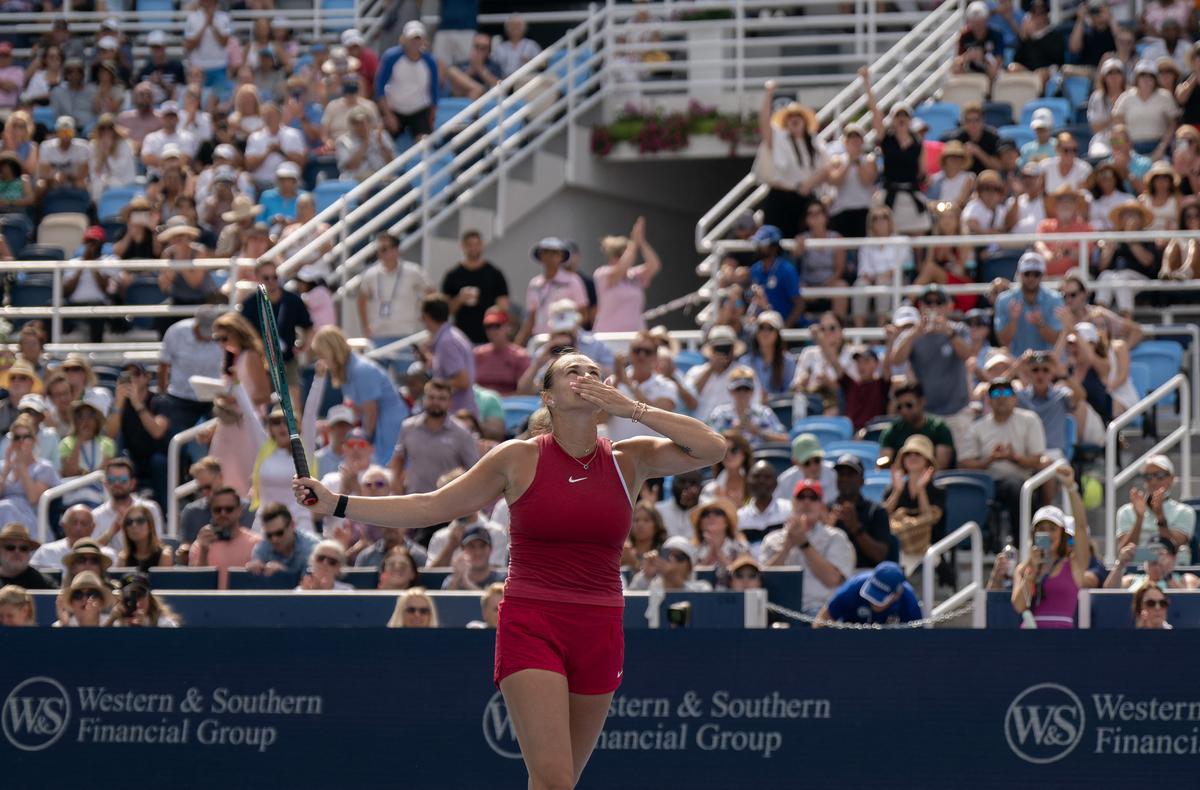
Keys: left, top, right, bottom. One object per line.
{"left": 472, "top": 308, "right": 530, "bottom": 396}
{"left": 833, "top": 345, "right": 891, "bottom": 432}
{"left": 294, "top": 349, "right": 724, "bottom": 790}
{"left": 1036, "top": 185, "right": 1095, "bottom": 276}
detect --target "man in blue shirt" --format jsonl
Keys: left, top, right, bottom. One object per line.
{"left": 1015, "top": 350, "right": 1077, "bottom": 457}
{"left": 245, "top": 503, "right": 320, "bottom": 585}
{"left": 258, "top": 161, "right": 307, "bottom": 227}
{"left": 748, "top": 225, "right": 803, "bottom": 327}
{"left": 993, "top": 252, "right": 1063, "bottom": 356}
{"left": 816, "top": 561, "right": 922, "bottom": 626}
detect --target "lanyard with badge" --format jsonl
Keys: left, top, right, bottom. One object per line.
{"left": 379, "top": 267, "right": 404, "bottom": 319}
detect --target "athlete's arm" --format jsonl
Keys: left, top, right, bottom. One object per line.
{"left": 293, "top": 441, "right": 524, "bottom": 528}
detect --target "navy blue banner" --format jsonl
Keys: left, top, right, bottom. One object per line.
{"left": 2, "top": 630, "right": 1193, "bottom": 789}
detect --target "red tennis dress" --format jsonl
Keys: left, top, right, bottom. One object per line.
{"left": 494, "top": 433, "right": 632, "bottom": 694}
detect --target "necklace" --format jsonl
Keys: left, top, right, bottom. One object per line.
{"left": 552, "top": 434, "right": 600, "bottom": 471}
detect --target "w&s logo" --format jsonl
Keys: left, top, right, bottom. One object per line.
{"left": 2, "top": 677, "right": 72, "bottom": 752}
{"left": 1004, "top": 683, "right": 1085, "bottom": 764}
{"left": 481, "top": 691, "right": 522, "bottom": 759}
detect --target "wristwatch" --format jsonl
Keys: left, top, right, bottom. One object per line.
{"left": 798, "top": 541, "right": 812, "bottom": 551}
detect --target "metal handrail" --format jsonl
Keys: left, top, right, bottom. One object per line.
{"left": 921, "top": 520, "right": 984, "bottom": 629}
{"left": 36, "top": 470, "right": 104, "bottom": 544}
{"left": 1104, "top": 373, "right": 1192, "bottom": 564}
{"left": 166, "top": 418, "right": 218, "bottom": 540}
{"left": 1018, "top": 458, "right": 1070, "bottom": 563}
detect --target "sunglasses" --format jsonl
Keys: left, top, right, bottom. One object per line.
{"left": 989, "top": 387, "right": 1015, "bottom": 398}
{"left": 123, "top": 515, "right": 149, "bottom": 526}
{"left": 661, "top": 550, "right": 690, "bottom": 563}
{"left": 265, "top": 528, "right": 288, "bottom": 539}
{"left": 405, "top": 606, "right": 431, "bottom": 615}
{"left": 631, "top": 347, "right": 656, "bottom": 356}
{"left": 211, "top": 505, "right": 238, "bottom": 514}
{"left": 1144, "top": 471, "right": 1171, "bottom": 481}
{"left": 74, "top": 556, "right": 101, "bottom": 565}
{"left": 365, "top": 480, "right": 389, "bottom": 489}
{"left": 269, "top": 418, "right": 286, "bottom": 426}
{"left": 710, "top": 345, "right": 733, "bottom": 355}
{"left": 795, "top": 492, "right": 820, "bottom": 502}
{"left": 1062, "top": 289, "right": 1083, "bottom": 299}
{"left": 1021, "top": 271, "right": 1043, "bottom": 278}
{"left": 107, "top": 475, "right": 130, "bottom": 485}
{"left": 315, "top": 555, "right": 340, "bottom": 566}
{"left": 11, "top": 434, "right": 33, "bottom": 442}
{"left": 802, "top": 458, "right": 823, "bottom": 466}
{"left": 1029, "top": 367, "right": 1051, "bottom": 374}
{"left": 699, "top": 508, "right": 726, "bottom": 519}
{"left": 71, "top": 589, "right": 102, "bottom": 602}
{"left": 344, "top": 439, "right": 370, "bottom": 449}
{"left": 733, "top": 570, "right": 760, "bottom": 580}
{"left": 2, "top": 543, "right": 32, "bottom": 553}
{"left": 1143, "top": 599, "right": 1169, "bottom": 609}
{"left": 922, "top": 297, "right": 946, "bottom": 307}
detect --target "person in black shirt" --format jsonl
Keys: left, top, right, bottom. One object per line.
{"left": 1068, "top": 0, "right": 1117, "bottom": 69}
{"left": 105, "top": 360, "right": 170, "bottom": 506}
{"left": 239, "top": 259, "right": 314, "bottom": 400}
{"left": 1012, "top": 0, "right": 1064, "bottom": 76}
{"left": 0, "top": 523, "right": 53, "bottom": 590}
{"left": 440, "top": 229, "right": 510, "bottom": 344}
{"left": 954, "top": 1, "right": 1004, "bottom": 80}
{"left": 830, "top": 454, "right": 893, "bottom": 568}
{"left": 948, "top": 102, "right": 1001, "bottom": 173}
{"left": 564, "top": 239, "right": 598, "bottom": 329}
{"left": 135, "top": 30, "right": 186, "bottom": 103}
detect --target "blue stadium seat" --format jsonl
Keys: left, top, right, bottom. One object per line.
{"left": 485, "top": 97, "right": 527, "bottom": 142}
{"left": 1128, "top": 361, "right": 1150, "bottom": 432}
{"left": 15, "top": 244, "right": 64, "bottom": 261}
{"left": 1061, "top": 75, "right": 1091, "bottom": 115}
{"left": 1063, "top": 413, "right": 1076, "bottom": 463}
{"left": 404, "top": 151, "right": 454, "bottom": 198}
{"left": 822, "top": 440, "right": 881, "bottom": 468}
{"left": 149, "top": 567, "right": 218, "bottom": 590}
{"left": 914, "top": 102, "right": 960, "bottom": 141}
{"left": 434, "top": 97, "right": 474, "bottom": 129}
{"left": 789, "top": 416, "right": 853, "bottom": 445}
{"left": 861, "top": 470, "right": 891, "bottom": 503}
{"left": 1130, "top": 340, "right": 1184, "bottom": 408}
{"left": 752, "top": 444, "right": 792, "bottom": 476}
{"left": 136, "top": 0, "right": 175, "bottom": 12}
{"left": 982, "top": 101, "right": 1013, "bottom": 128}
{"left": 767, "top": 397, "right": 792, "bottom": 429}
{"left": 1019, "top": 97, "right": 1071, "bottom": 129}
{"left": 226, "top": 569, "right": 296, "bottom": 590}
{"left": 42, "top": 188, "right": 91, "bottom": 216}
{"left": 997, "top": 125, "right": 1034, "bottom": 149}
{"left": 0, "top": 213, "right": 30, "bottom": 254}
{"left": 342, "top": 568, "right": 380, "bottom": 590}
{"left": 674, "top": 350, "right": 705, "bottom": 374}
{"left": 125, "top": 276, "right": 167, "bottom": 330}
{"left": 10, "top": 275, "right": 52, "bottom": 329}
{"left": 979, "top": 249, "right": 1023, "bottom": 282}
{"left": 502, "top": 395, "right": 542, "bottom": 436}
{"left": 312, "top": 178, "right": 359, "bottom": 213}
{"left": 320, "top": 0, "right": 355, "bottom": 31}
{"left": 934, "top": 474, "right": 993, "bottom": 540}
{"left": 551, "top": 46, "right": 594, "bottom": 89}
{"left": 97, "top": 185, "right": 144, "bottom": 223}
{"left": 32, "top": 105, "right": 56, "bottom": 130}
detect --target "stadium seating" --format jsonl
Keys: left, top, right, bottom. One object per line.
{"left": 997, "top": 124, "right": 1035, "bottom": 149}
{"left": 36, "top": 212, "right": 88, "bottom": 256}
{"left": 312, "top": 178, "right": 360, "bottom": 213}
{"left": 913, "top": 103, "right": 959, "bottom": 141}
{"left": 789, "top": 416, "right": 853, "bottom": 445}
{"left": 990, "top": 72, "right": 1040, "bottom": 113}
{"left": 1019, "top": 97, "right": 1072, "bottom": 130}
{"left": 823, "top": 440, "right": 881, "bottom": 467}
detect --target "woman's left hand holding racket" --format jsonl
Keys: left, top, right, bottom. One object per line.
{"left": 293, "top": 476, "right": 335, "bottom": 516}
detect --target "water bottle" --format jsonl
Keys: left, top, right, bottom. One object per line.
{"left": 1002, "top": 543, "right": 1017, "bottom": 578}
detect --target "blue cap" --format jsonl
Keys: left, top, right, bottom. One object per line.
{"left": 750, "top": 225, "right": 782, "bottom": 246}
{"left": 860, "top": 562, "right": 905, "bottom": 606}
{"left": 462, "top": 525, "right": 492, "bottom": 546}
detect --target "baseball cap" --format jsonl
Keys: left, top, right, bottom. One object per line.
{"left": 462, "top": 524, "right": 492, "bottom": 546}
{"left": 756, "top": 310, "right": 784, "bottom": 331}
{"left": 341, "top": 29, "right": 365, "bottom": 47}
{"left": 1073, "top": 321, "right": 1099, "bottom": 345}
{"left": 483, "top": 308, "right": 509, "bottom": 327}
{"left": 793, "top": 479, "right": 824, "bottom": 499}
{"left": 213, "top": 165, "right": 238, "bottom": 184}
{"left": 1134, "top": 59, "right": 1158, "bottom": 78}
{"left": 750, "top": 225, "right": 783, "bottom": 246}
{"left": 214, "top": 143, "right": 238, "bottom": 161}
{"left": 83, "top": 225, "right": 106, "bottom": 243}
{"left": 1030, "top": 108, "right": 1054, "bottom": 130}
{"left": 159, "top": 100, "right": 179, "bottom": 115}
{"left": 833, "top": 453, "right": 864, "bottom": 475}
{"left": 147, "top": 30, "right": 167, "bottom": 46}
{"left": 966, "top": 0, "right": 989, "bottom": 19}
{"left": 1032, "top": 505, "right": 1067, "bottom": 531}
{"left": 1142, "top": 454, "right": 1175, "bottom": 476}
{"left": 55, "top": 116, "right": 75, "bottom": 131}
{"left": 326, "top": 405, "right": 356, "bottom": 426}
{"left": 194, "top": 305, "right": 219, "bottom": 337}
{"left": 276, "top": 161, "right": 301, "bottom": 180}
{"left": 1016, "top": 251, "right": 1047, "bottom": 274}
{"left": 97, "top": 36, "right": 119, "bottom": 51}
{"left": 727, "top": 367, "right": 755, "bottom": 391}
{"left": 892, "top": 305, "right": 920, "bottom": 328}
{"left": 860, "top": 562, "right": 906, "bottom": 606}
{"left": 850, "top": 344, "right": 877, "bottom": 361}
{"left": 728, "top": 555, "right": 762, "bottom": 575}
{"left": 547, "top": 302, "right": 581, "bottom": 333}
{"left": 403, "top": 20, "right": 427, "bottom": 38}
{"left": 406, "top": 361, "right": 429, "bottom": 378}
{"left": 344, "top": 427, "right": 371, "bottom": 447}
{"left": 660, "top": 535, "right": 696, "bottom": 566}
{"left": 17, "top": 394, "right": 46, "bottom": 414}
{"left": 791, "top": 433, "right": 824, "bottom": 464}
{"left": 530, "top": 236, "right": 571, "bottom": 264}
{"left": 732, "top": 211, "right": 757, "bottom": 232}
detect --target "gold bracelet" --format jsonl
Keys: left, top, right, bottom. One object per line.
{"left": 631, "top": 401, "right": 648, "bottom": 423}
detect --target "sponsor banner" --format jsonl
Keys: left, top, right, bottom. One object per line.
{"left": 2, "top": 629, "right": 1196, "bottom": 789}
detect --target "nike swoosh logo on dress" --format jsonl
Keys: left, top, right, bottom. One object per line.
{"left": 568, "top": 476, "right": 588, "bottom": 483}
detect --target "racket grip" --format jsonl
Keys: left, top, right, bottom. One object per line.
{"left": 290, "top": 436, "right": 318, "bottom": 506}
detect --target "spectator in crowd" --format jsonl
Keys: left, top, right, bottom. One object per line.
{"left": 296, "top": 539, "right": 354, "bottom": 591}
{"left": 761, "top": 480, "right": 854, "bottom": 615}
{"left": 50, "top": 60, "right": 96, "bottom": 129}
{"left": 116, "top": 82, "right": 163, "bottom": 147}
{"left": 441, "top": 525, "right": 505, "bottom": 590}
{"left": 244, "top": 102, "right": 306, "bottom": 191}
{"left": 1164, "top": 202, "right": 1200, "bottom": 279}
{"left": 795, "top": 202, "right": 849, "bottom": 319}
{"left": 851, "top": 207, "right": 907, "bottom": 325}
{"left": 29, "top": 506, "right": 106, "bottom": 570}
{"left": 391, "top": 379, "right": 479, "bottom": 494}
{"left": 387, "top": 587, "right": 439, "bottom": 628}
{"left": 0, "top": 360, "right": 38, "bottom": 435}
{"left": 830, "top": 455, "right": 891, "bottom": 569}
{"left": 3, "top": 395, "right": 59, "bottom": 475}
{"left": 882, "top": 435, "right": 944, "bottom": 571}
{"left": 158, "top": 305, "right": 222, "bottom": 440}
{"left": 354, "top": 503, "right": 429, "bottom": 569}
{"left": 141, "top": 102, "right": 196, "bottom": 175}
{"left": 953, "top": 1, "right": 1003, "bottom": 79}
{"left": 517, "top": 300, "right": 615, "bottom": 394}
{"left": 947, "top": 102, "right": 1001, "bottom": 174}
{"left": 357, "top": 230, "right": 433, "bottom": 348}
{"left": 1087, "top": 59, "right": 1128, "bottom": 158}
{"left": 929, "top": 140, "right": 975, "bottom": 206}
{"left": 1102, "top": 125, "right": 1152, "bottom": 193}
{"left": 468, "top": 581, "right": 505, "bottom": 629}
{"left": 20, "top": 44, "right": 63, "bottom": 107}
{"left": 88, "top": 114, "right": 136, "bottom": 201}
{"left": 628, "top": 535, "right": 712, "bottom": 593}
{"left": 115, "top": 504, "right": 173, "bottom": 572}
{"left": 1011, "top": 0, "right": 1063, "bottom": 79}
{"left": 592, "top": 217, "right": 662, "bottom": 333}
{"left": 1133, "top": 582, "right": 1172, "bottom": 629}
{"left": 315, "top": 429, "right": 378, "bottom": 557}
{"left": 758, "top": 81, "right": 828, "bottom": 238}
{"left": 112, "top": 196, "right": 157, "bottom": 260}
{"left": 1012, "top": 469, "right": 1090, "bottom": 628}
{"left": 378, "top": 546, "right": 422, "bottom": 590}
{"left": 1040, "top": 134, "right": 1093, "bottom": 194}
{"left": 826, "top": 123, "right": 876, "bottom": 240}
{"left": 37, "top": 115, "right": 89, "bottom": 198}
{"left": 1139, "top": 161, "right": 1181, "bottom": 231}
{"left": 377, "top": 21, "right": 438, "bottom": 141}
{"left": 473, "top": 309, "right": 529, "bottom": 397}
{"left": 690, "top": 497, "right": 750, "bottom": 568}
{"left": 515, "top": 237, "right": 587, "bottom": 344}
{"left": 0, "top": 584, "right": 35, "bottom": 626}
{"left": 747, "top": 226, "right": 802, "bottom": 327}
{"left": 737, "top": 311, "right": 794, "bottom": 402}
{"left": 104, "top": 361, "right": 169, "bottom": 504}
{"left": 835, "top": 345, "right": 891, "bottom": 434}
{"left": 420, "top": 294, "right": 478, "bottom": 418}
{"left": 258, "top": 161, "right": 305, "bottom": 229}
{"left": 312, "top": 404, "right": 356, "bottom": 478}
{"left": 439, "top": 229, "right": 510, "bottom": 345}
{"left": 105, "top": 571, "right": 180, "bottom": 628}
{"left": 1087, "top": 163, "right": 1134, "bottom": 230}
{"left": 0, "top": 41, "right": 21, "bottom": 114}
{"left": 189, "top": 486, "right": 260, "bottom": 588}
{"left": 656, "top": 470, "right": 702, "bottom": 541}
{"left": 794, "top": 313, "right": 853, "bottom": 417}
{"left": 1114, "top": 60, "right": 1178, "bottom": 157}
{"left": 1094, "top": 201, "right": 1159, "bottom": 312}
{"left": 184, "top": 0, "right": 232, "bottom": 88}
{"left": 775, "top": 432, "right": 836, "bottom": 505}
{"left": 322, "top": 69, "right": 379, "bottom": 141}
{"left": 702, "top": 431, "right": 753, "bottom": 506}
{"left": 445, "top": 31, "right": 502, "bottom": 99}
{"left": 961, "top": 377, "right": 1048, "bottom": 534}
{"left": 59, "top": 393, "right": 113, "bottom": 508}
{"left": 253, "top": 406, "right": 317, "bottom": 534}
{"left": 1036, "top": 187, "right": 1095, "bottom": 277}
{"left": 893, "top": 284, "right": 973, "bottom": 451}
{"left": 0, "top": 523, "right": 52, "bottom": 589}
{"left": 62, "top": 226, "right": 120, "bottom": 343}
{"left": 1066, "top": 320, "right": 1139, "bottom": 422}
{"left": 622, "top": 502, "right": 669, "bottom": 571}
{"left": 241, "top": 260, "right": 313, "bottom": 399}
{"left": 861, "top": 69, "right": 928, "bottom": 234}
{"left": 426, "top": 473, "right": 507, "bottom": 568}
{"left": 878, "top": 379, "right": 956, "bottom": 470}
{"left": 335, "top": 105, "right": 392, "bottom": 182}
{"left": 0, "top": 111, "right": 37, "bottom": 184}
{"left": 91, "top": 456, "right": 164, "bottom": 553}
{"left": 1117, "top": 454, "right": 1195, "bottom": 563}
{"left": 230, "top": 85, "right": 265, "bottom": 141}
{"left": 212, "top": 311, "right": 271, "bottom": 410}
{"left": 1014, "top": 350, "right": 1076, "bottom": 458}
{"left": 42, "top": 371, "right": 73, "bottom": 438}
{"left": 994, "top": 252, "right": 1064, "bottom": 355}
{"left": 493, "top": 14, "right": 542, "bottom": 77}
{"left": 1107, "top": 537, "right": 1199, "bottom": 589}
{"left": 706, "top": 366, "right": 787, "bottom": 448}
{"left": 137, "top": 30, "right": 185, "bottom": 103}
{"left": 340, "top": 29, "right": 378, "bottom": 97}
{"left": 1057, "top": 271, "right": 1142, "bottom": 345}
{"left": 737, "top": 460, "right": 791, "bottom": 552}
{"left": 55, "top": 570, "right": 112, "bottom": 628}
{"left": 815, "top": 561, "right": 922, "bottom": 626}
{"left": 1143, "top": 17, "right": 1190, "bottom": 69}
{"left": 608, "top": 331, "right": 679, "bottom": 443}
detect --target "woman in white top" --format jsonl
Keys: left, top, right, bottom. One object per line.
{"left": 928, "top": 141, "right": 975, "bottom": 208}
{"left": 1163, "top": 202, "right": 1200, "bottom": 280}
{"left": 296, "top": 540, "right": 355, "bottom": 591}
{"left": 21, "top": 44, "right": 64, "bottom": 105}
{"left": 253, "top": 406, "right": 317, "bottom": 535}
{"left": 758, "top": 80, "right": 828, "bottom": 238}
{"left": 1113, "top": 60, "right": 1179, "bottom": 157}
{"left": 852, "top": 206, "right": 908, "bottom": 325}
{"left": 1086, "top": 162, "right": 1133, "bottom": 230}
{"left": 1087, "top": 58, "right": 1127, "bottom": 157}
{"left": 1138, "top": 162, "right": 1180, "bottom": 231}
{"left": 827, "top": 124, "right": 877, "bottom": 240}
{"left": 592, "top": 216, "right": 662, "bottom": 333}
{"left": 87, "top": 115, "right": 136, "bottom": 202}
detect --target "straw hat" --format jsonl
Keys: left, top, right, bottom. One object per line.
{"left": 647, "top": 324, "right": 681, "bottom": 356}
{"left": 897, "top": 434, "right": 937, "bottom": 469}
{"left": 64, "top": 538, "right": 113, "bottom": 572}
{"left": 0, "top": 522, "right": 40, "bottom": 551}
{"left": 1108, "top": 199, "right": 1153, "bottom": 230}
{"left": 1145, "top": 161, "right": 1180, "bottom": 190}
{"left": 770, "top": 101, "right": 817, "bottom": 132}
{"left": 1043, "top": 183, "right": 1087, "bottom": 215}
{"left": 1086, "top": 161, "right": 1126, "bottom": 191}
{"left": 156, "top": 215, "right": 201, "bottom": 243}
{"left": 66, "top": 570, "right": 115, "bottom": 608}
{"left": 690, "top": 497, "right": 739, "bottom": 531}
{"left": 321, "top": 45, "right": 361, "bottom": 75}
{"left": 701, "top": 324, "right": 746, "bottom": 359}
{"left": 221, "top": 194, "right": 264, "bottom": 223}
{"left": 939, "top": 140, "right": 973, "bottom": 169}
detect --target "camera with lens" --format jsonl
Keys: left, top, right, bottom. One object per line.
{"left": 666, "top": 601, "right": 691, "bottom": 629}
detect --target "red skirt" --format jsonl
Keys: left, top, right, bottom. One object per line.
{"left": 494, "top": 596, "right": 625, "bottom": 695}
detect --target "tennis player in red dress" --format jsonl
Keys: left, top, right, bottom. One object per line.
{"left": 294, "top": 349, "right": 724, "bottom": 789}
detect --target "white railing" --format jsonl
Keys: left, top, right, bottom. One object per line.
{"left": 36, "top": 470, "right": 104, "bottom": 544}
{"left": 166, "top": 418, "right": 217, "bottom": 540}
{"left": 921, "top": 520, "right": 984, "bottom": 629}
{"left": 1017, "top": 458, "right": 1071, "bottom": 563}
{"left": 1104, "top": 373, "right": 1192, "bottom": 565}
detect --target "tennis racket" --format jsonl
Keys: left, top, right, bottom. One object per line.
{"left": 256, "top": 284, "right": 317, "bottom": 505}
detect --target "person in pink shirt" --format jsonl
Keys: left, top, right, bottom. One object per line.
{"left": 592, "top": 216, "right": 663, "bottom": 333}
{"left": 515, "top": 237, "right": 588, "bottom": 344}
{"left": 296, "top": 265, "right": 336, "bottom": 330}
{"left": 473, "top": 307, "right": 530, "bottom": 396}
{"left": 200, "top": 381, "right": 267, "bottom": 499}
{"left": 1035, "top": 185, "right": 1095, "bottom": 276}
{"left": 0, "top": 42, "right": 24, "bottom": 114}
{"left": 188, "top": 486, "right": 261, "bottom": 588}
